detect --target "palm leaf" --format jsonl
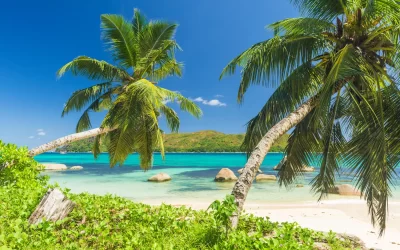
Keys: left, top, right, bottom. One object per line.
{"left": 62, "top": 81, "right": 114, "bottom": 116}
{"left": 278, "top": 109, "right": 321, "bottom": 186}
{"left": 138, "top": 21, "right": 178, "bottom": 58}
{"left": 101, "top": 14, "right": 137, "bottom": 69}
{"left": 221, "top": 35, "right": 327, "bottom": 102}
{"left": 241, "top": 61, "right": 322, "bottom": 154}
{"left": 269, "top": 17, "right": 335, "bottom": 36}
{"left": 311, "top": 91, "right": 345, "bottom": 200}
{"left": 57, "top": 56, "right": 129, "bottom": 81}
{"left": 291, "top": 0, "right": 346, "bottom": 20}
{"left": 132, "top": 8, "right": 147, "bottom": 34}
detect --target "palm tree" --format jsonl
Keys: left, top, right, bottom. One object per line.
{"left": 29, "top": 10, "right": 202, "bottom": 169}
{"left": 221, "top": 0, "right": 400, "bottom": 233}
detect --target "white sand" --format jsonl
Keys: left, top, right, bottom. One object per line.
{"left": 144, "top": 199, "right": 400, "bottom": 250}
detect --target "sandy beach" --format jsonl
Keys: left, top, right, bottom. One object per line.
{"left": 144, "top": 199, "right": 400, "bottom": 250}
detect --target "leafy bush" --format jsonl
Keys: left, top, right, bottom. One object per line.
{"left": 0, "top": 141, "right": 360, "bottom": 249}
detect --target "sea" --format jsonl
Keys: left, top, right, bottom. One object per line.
{"left": 34, "top": 153, "right": 400, "bottom": 203}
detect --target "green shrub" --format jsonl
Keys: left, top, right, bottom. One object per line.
{"left": 0, "top": 141, "right": 359, "bottom": 249}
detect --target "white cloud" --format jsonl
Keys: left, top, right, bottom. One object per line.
{"left": 215, "top": 94, "right": 224, "bottom": 98}
{"left": 37, "top": 129, "right": 44, "bottom": 132}
{"left": 193, "top": 97, "right": 205, "bottom": 102}
{"left": 28, "top": 136, "right": 35, "bottom": 139}
{"left": 203, "top": 99, "right": 227, "bottom": 107}
{"left": 38, "top": 131, "right": 46, "bottom": 136}
{"left": 192, "top": 97, "right": 227, "bottom": 107}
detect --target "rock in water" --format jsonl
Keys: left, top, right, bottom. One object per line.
{"left": 28, "top": 188, "right": 75, "bottom": 225}
{"left": 238, "top": 168, "right": 262, "bottom": 174}
{"left": 296, "top": 184, "right": 304, "bottom": 188}
{"left": 273, "top": 157, "right": 314, "bottom": 172}
{"left": 42, "top": 163, "right": 67, "bottom": 171}
{"left": 328, "top": 184, "right": 361, "bottom": 196}
{"left": 70, "top": 166, "right": 83, "bottom": 170}
{"left": 302, "top": 166, "right": 315, "bottom": 172}
{"left": 215, "top": 168, "right": 238, "bottom": 182}
{"left": 148, "top": 173, "right": 172, "bottom": 182}
{"left": 255, "top": 174, "right": 277, "bottom": 182}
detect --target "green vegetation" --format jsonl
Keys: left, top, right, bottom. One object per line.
{"left": 56, "top": 130, "right": 289, "bottom": 153}
{"left": 58, "top": 10, "right": 201, "bottom": 169}
{"left": 221, "top": 0, "right": 400, "bottom": 233}
{"left": 1, "top": 141, "right": 362, "bottom": 249}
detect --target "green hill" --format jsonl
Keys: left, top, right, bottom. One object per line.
{"left": 56, "top": 130, "right": 289, "bottom": 153}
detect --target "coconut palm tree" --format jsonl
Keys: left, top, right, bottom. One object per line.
{"left": 221, "top": 0, "right": 400, "bottom": 233}
{"left": 29, "top": 10, "right": 202, "bottom": 169}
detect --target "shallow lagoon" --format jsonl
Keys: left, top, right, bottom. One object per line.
{"left": 34, "top": 153, "right": 400, "bottom": 203}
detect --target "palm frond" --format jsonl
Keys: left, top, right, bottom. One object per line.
{"left": 269, "top": 17, "right": 335, "bottom": 36}
{"left": 221, "top": 35, "right": 327, "bottom": 102}
{"left": 160, "top": 89, "right": 202, "bottom": 118}
{"left": 278, "top": 109, "right": 321, "bottom": 186}
{"left": 160, "top": 105, "right": 180, "bottom": 132}
{"left": 311, "top": 91, "right": 345, "bottom": 200}
{"left": 364, "top": 0, "right": 400, "bottom": 25}
{"left": 75, "top": 89, "right": 114, "bottom": 132}
{"left": 241, "top": 61, "right": 322, "bottom": 154}
{"left": 102, "top": 81, "right": 159, "bottom": 167}
{"left": 138, "top": 21, "right": 178, "bottom": 57}
{"left": 149, "top": 59, "right": 183, "bottom": 82}
{"left": 101, "top": 14, "right": 137, "bottom": 69}
{"left": 61, "top": 82, "right": 114, "bottom": 116}
{"left": 344, "top": 100, "right": 390, "bottom": 235}
{"left": 137, "top": 40, "right": 182, "bottom": 78}
{"left": 291, "top": 0, "right": 345, "bottom": 20}
{"left": 57, "top": 56, "right": 129, "bottom": 81}
{"left": 100, "top": 79, "right": 187, "bottom": 168}
{"left": 132, "top": 8, "right": 147, "bottom": 34}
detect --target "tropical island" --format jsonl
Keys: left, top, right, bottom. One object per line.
{"left": 2, "top": 0, "right": 400, "bottom": 249}
{"left": 55, "top": 130, "right": 289, "bottom": 153}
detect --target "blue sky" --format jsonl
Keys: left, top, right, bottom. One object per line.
{"left": 0, "top": 0, "right": 298, "bottom": 148}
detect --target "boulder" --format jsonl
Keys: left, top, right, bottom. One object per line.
{"left": 255, "top": 174, "right": 277, "bottom": 182}
{"left": 148, "top": 173, "right": 172, "bottom": 182}
{"left": 215, "top": 168, "right": 238, "bottom": 182}
{"left": 70, "top": 166, "right": 83, "bottom": 170}
{"left": 302, "top": 166, "right": 315, "bottom": 172}
{"left": 328, "top": 184, "right": 361, "bottom": 196}
{"left": 42, "top": 163, "right": 67, "bottom": 171}
{"left": 313, "top": 242, "right": 331, "bottom": 250}
{"left": 273, "top": 157, "right": 314, "bottom": 172}
{"left": 296, "top": 184, "right": 304, "bottom": 188}
{"left": 238, "top": 168, "right": 262, "bottom": 174}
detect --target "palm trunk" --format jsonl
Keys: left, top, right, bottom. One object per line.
{"left": 28, "top": 128, "right": 114, "bottom": 157}
{"left": 230, "top": 98, "right": 315, "bottom": 228}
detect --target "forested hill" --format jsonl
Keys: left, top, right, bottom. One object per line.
{"left": 55, "top": 130, "right": 289, "bottom": 153}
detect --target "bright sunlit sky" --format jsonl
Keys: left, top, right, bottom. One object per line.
{"left": 0, "top": 0, "right": 298, "bottom": 148}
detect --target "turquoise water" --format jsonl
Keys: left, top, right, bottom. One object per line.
{"left": 34, "top": 153, "right": 400, "bottom": 203}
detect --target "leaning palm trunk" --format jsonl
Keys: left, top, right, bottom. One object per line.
{"left": 28, "top": 127, "right": 114, "bottom": 157}
{"left": 231, "top": 98, "right": 315, "bottom": 228}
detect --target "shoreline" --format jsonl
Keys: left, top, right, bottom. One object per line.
{"left": 142, "top": 198, "right": 400, "bottom": 250}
